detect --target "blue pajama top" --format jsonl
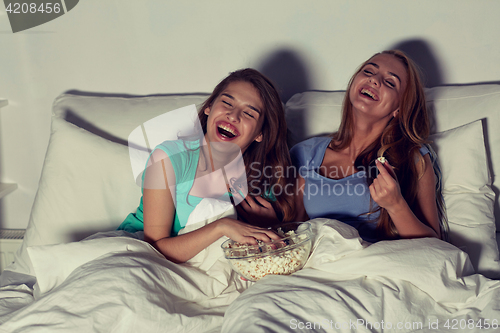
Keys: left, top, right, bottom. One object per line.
{"left": 290, "top": 137, "right": 429, "bottom": 243}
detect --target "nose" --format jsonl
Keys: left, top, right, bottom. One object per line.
{"left": 226, "top": 107, "right": 241, "bottom": 122}
{"left": 368, "top": 75, "right": 380, "bottom": 86}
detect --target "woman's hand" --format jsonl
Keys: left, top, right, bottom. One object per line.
{"left": 235, "top": 195, "right": 281, "bottom": 227}
{"left": 216, "top": 217, "right": 280, "bottom": 245}
{"left": 369, "top": 160, "right": 404, "bottom": 212}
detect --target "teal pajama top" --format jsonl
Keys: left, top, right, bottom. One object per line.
{"left": 118, "top": 140, "right": 208, "bottom": 236}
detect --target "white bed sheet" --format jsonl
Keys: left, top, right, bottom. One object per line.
{"left": 1, "top": 218, "right": 499, "bottom": 333}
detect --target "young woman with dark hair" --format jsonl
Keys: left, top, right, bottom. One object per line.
{"left": 197, "top": 68, "right": 295, "bottom": 224}
{"left": 118, "top": 68, "right": 296, "bottom": 263}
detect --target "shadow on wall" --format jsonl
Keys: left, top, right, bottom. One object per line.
{"left": 60, "top": 90, "right": 209, "bottom": 146}
{"left": 256, "top": 49, "right": 312, "bottom": 105}
{"left": 256, "top": 49, "right": 312, "bottom": 148}
{"left": 390, "top": 39, "right": 444, "bottom": 88}
{"left": 389, "top": 39, "right": 444, "bottom": 142}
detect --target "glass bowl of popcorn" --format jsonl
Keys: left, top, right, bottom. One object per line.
{"left": 221, "top": 222, "right": 313, "bottom": 282}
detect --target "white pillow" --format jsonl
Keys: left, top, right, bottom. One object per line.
{"left": 430, "top": 120, "right": 499, "bottom": 278}
{"left": 425, "top": 85, "right": 500, "bottom": 230}
{"left": 7, "top": 118, "right": 142, "bottom": 276}
{"left": 284, "top": 90, "right": 344, "bottom": 146}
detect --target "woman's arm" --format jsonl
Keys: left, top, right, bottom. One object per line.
{"left": 151, "top": 216, "right": 280, "bottom": 263}
{"left": 369, "top": 155, "right": 441, "bottom": 239}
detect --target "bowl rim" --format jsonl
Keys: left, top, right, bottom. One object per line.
{"left": 221, "top": 222, "right": 312, "bottom": 259}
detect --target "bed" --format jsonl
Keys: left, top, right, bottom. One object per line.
{"left": 1, "top": 84, "right": 500, "bottom": 332}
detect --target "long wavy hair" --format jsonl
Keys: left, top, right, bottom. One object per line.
{"left": 198, "top": 68, "right": 295, "bottom": 222}
{"left": 331, "top": 50, "right": 448, "bottom": 240}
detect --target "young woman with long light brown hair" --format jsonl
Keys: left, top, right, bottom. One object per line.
{"left": 291, "top": 50, "right": 448, "bottom": 242}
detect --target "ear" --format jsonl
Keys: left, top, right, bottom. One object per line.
{"left": 254, "top": 132, "right": 263, "bottom": 143}
{"left": 204, "top": 107, "right": 210, "bottom": 116}
{"left": 392, "top": 109, "right": 400, "bottom": 118}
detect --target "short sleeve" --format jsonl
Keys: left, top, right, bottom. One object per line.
{"left": 290, "top": 137, "right": 331, "bottom": 176}
{"left": 419, "top": 145, "right": 430, "bottom": 157}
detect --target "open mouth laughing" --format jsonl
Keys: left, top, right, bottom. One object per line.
{"left": 360, "top": 88, "right": 379, "bottom": 101}
{"left": 216, "top": 122, "right": 240, "bottom": 140}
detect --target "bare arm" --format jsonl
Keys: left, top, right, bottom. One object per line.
{"left": 151, "top": 217, "right": 280, "bottom": 263}
{"left": 369, "top": 155, "right": 440, "bottom": 239}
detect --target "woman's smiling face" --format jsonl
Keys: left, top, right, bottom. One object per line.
{"left": 349, "top": 53, "right": 408, "bottom": 122}
{"left": 204, "top": 80, "right": 264, "bottom": 154}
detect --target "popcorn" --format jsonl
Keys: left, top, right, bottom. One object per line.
{"left": 223, "top": 226, "right": 312, "bottom": 281}
{"left": 377, "top": 156, "right": 387, "bottom": 164}
{"left": 231, "top": 245, "right": 309, "bottom": 281}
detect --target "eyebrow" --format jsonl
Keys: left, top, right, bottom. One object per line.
{"left": 221, "top": 93, "right": 261, "bottom": 114}
{"left": 366, "top": 62, "right": 402, "bottom": 83}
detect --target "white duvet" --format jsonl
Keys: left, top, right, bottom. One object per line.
{"left": 223, "top": 219, "right": 500, "bottom": 333}
{"left": 1, "top": 218, "right": 500, "bottom": 333}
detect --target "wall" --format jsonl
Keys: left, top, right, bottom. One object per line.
{"left": 0, "top": 0, "right": 499, "bottom": 229}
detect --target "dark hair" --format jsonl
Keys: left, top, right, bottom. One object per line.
{"left": 198, "top": 68, "right": 295, "bottom": 222}
{"left": 331, "top": 50, "right": 447, "bottom": 240}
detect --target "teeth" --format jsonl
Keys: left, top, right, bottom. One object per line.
{"left": 218, "top": 124, "right": 236, "bottom": 136}
{"left": 361, "top": 89, "right": 375, "bottom": 99}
